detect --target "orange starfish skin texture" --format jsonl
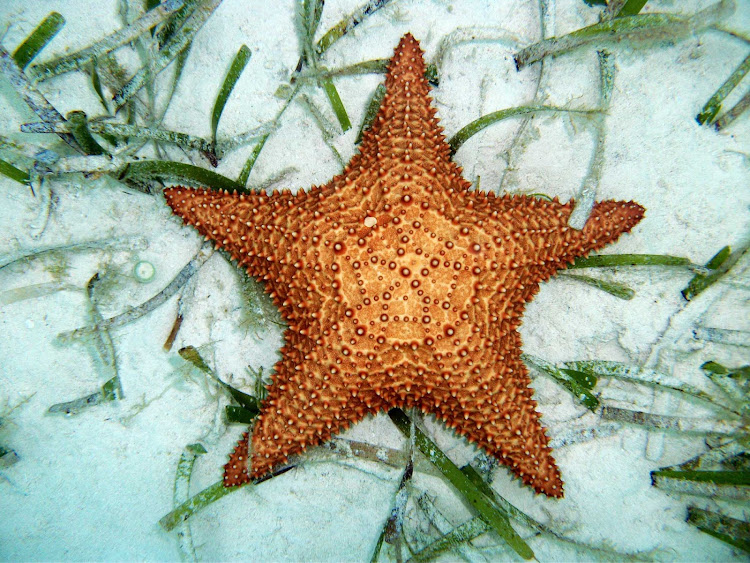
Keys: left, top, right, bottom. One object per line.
{"left": 164, "top": 33, "right": 644, "bottom": 498}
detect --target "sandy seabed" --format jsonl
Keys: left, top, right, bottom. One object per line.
{"left": 1, "top": 0, "right": 748, "bottom": 560}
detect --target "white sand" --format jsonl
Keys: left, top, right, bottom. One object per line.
{"left": 1, "top": 0, "right": 748, "bottom": 560}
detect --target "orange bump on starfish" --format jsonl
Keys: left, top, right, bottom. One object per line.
{"left": 164, "top": 33, "right": 644, "bottom": 498}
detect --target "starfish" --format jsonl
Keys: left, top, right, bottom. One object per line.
{"left": 164, "top": 33, "right": 644, "bottom": 498}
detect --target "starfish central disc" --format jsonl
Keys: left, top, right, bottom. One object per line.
{"left": 336, "top": 207, "right": 486, "bottom": 349}
{"left": 164, "top": 33, "right": 645, "bottom": 498}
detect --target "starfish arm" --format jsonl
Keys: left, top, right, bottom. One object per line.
{"left": 361, "top": 34, "right": 451, "bottom": 164}
{"left": 224, "top": 431, "right": 251, "bottom": 486}
{"left": 338, "top": 33, "right": 471, "bottom": 205}
{"left": 163, "top": 186, "right": 302, "bottom": 263}
{"left": 468, "top": 193, "right": 644, "bottom": 285}
{"left": 544, "top": 199, "right": 645, "bottom": 270}
{"left": 245, "top": 341, "right": 385, "bottom": 480}
{"left": 422, "top": 331, "right": 563, "bottom": 498}
{"left": 163, "top": 186, "right": 314, "bottom": 304}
